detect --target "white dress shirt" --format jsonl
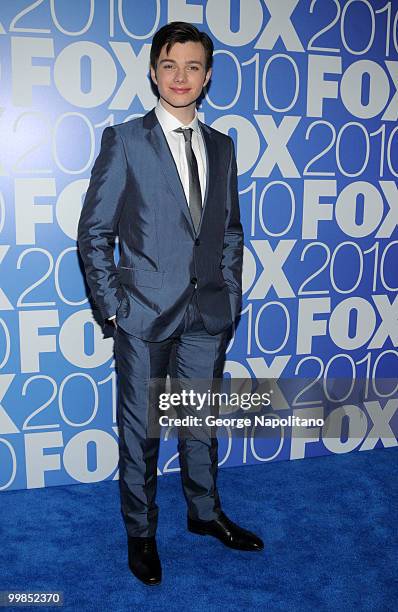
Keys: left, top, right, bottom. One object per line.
{"left": 155, "top": 100, "right": 207, "bottom": 205}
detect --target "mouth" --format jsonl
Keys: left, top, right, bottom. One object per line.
{"left": 170, "top": 88, "right": 191, "bottom": 94}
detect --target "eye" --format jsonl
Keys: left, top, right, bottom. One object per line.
{"left": 163, "top": 64, "right": 174, "bottom": 70}
{"left": 188, "top": 66, "right": 200, "bottom": 71}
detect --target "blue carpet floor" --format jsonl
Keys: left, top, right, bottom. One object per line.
{"left": 1, "top": 448, "right": 397, "bottom": 612}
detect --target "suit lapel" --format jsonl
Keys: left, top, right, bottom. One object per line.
{"left": 198, "top": 122, "right": 215, "bottom": 234}
{"left": 144, "top": 110, "right": 195, "bottom": 234}
{"left": 143, "top": 110, "right": 218, "bottom": 236}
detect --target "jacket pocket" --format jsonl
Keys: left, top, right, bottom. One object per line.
{"left": 119, "top": 267, "right": 164, "bottom": 289}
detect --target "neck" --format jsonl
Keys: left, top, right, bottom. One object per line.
{"left": 159, "top": 98, "right": 196, "bottom": 125}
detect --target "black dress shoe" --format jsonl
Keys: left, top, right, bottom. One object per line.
{"left": 127, "top": 536, "right": 161, "bottom": 585}
{"left": 188, "top": 511, "right": 264, "bottom": 551}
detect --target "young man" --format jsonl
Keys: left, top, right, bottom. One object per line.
{"left": 78, "top": 22, "right": 263, "bottom": 586}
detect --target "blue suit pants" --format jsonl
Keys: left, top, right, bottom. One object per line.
{"left": 114, "top": 292, "right": 230, "bottom": 537}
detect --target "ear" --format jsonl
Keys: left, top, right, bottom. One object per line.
{"left": 150, "top": 65, "right": 157, "bottom": 86}
{"left": 203, "top": 68, "right": 212, "bottom": 88}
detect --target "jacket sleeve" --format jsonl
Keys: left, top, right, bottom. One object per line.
{"left": 77, "top": 126, "right": 127, "bottom": 322}
{"left": 221, "top": 137, "right": 244, "bottom": 319}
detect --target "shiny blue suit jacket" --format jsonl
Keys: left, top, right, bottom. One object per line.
{"left": 78, "top": 109, "right": 243, "bottom": 341}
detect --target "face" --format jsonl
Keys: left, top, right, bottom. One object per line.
{"left": 150, "top": 41, "right": 212, "bottom": 116}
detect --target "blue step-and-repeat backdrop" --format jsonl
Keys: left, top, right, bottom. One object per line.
{"left": 0, "top": 0, "right": 397, "bottom": 490}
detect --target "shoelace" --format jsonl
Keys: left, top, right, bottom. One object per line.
{"left": 142, "top": 540, "right": 156, "bottom": 554}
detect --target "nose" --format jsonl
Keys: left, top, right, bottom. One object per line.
{"left": 174, "top": 67, "right": 186, "bottom": 83}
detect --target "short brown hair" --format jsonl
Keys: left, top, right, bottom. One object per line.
{"left": 150, "top": 21, "right": 214, "bottom": 72}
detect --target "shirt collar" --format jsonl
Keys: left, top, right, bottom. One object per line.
{"left": 155, "top": 100, "right": 200, "bottom": 134}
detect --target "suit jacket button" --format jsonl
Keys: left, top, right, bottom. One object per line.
{"left": 191, "top": 277, "right": 197, "bottom": 285}
{"left": 195, "top": 239, "right": 200, "bottom": 246}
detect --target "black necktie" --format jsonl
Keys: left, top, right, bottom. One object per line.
{"left": 175, "top": 127, "right": 202, "bottom": 232}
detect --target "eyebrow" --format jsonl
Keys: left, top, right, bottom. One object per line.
{"left": 159, "top": 59, "right": 204, "bottom": 66}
